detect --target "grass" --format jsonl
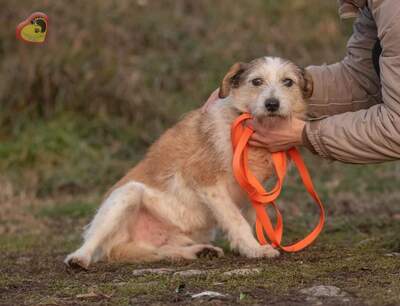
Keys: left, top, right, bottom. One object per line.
{"left": 37, "top": 200, "right": 97, "bottom": 219}
{"left": 1, "top": 215, "right": 400, "bottom": 305}
{"left": 1, "top": 0, "right": 358, "bottom": 201}
{"left": 1, "top": 0, "right": 351, "bottom": 132}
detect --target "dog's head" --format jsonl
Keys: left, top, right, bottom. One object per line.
{"left": 218, "top": 57, "right": 312, "bottom": 119}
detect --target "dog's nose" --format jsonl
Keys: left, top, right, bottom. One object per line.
{"left": 264, "top": 98, "right": 280, "bottom": 112}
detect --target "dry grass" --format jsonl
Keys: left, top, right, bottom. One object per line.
{"left": 1, "top": 0, "right": 349, "bottom": 131}
{"left": 0, "top": 0, "right": 399, "bottom": 241}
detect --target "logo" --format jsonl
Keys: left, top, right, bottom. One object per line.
{"left": 16, "top": 12, "right": 48, "bottom": 44}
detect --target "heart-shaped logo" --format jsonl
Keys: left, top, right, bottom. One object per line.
{"left": 16, "top": 12, "right": 48, "bottom": 44}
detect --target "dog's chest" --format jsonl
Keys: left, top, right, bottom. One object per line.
{"left": 165, "top": 173, "right": 213, "bottom": 229}
{"left": 209, "top": 111, "right": 273, "bottom": 179}
{"left": 226, "top": 147, "right": 273, "bottom": 207}
{"left": 248, "top": 147, "right": 274, "bottom": 181}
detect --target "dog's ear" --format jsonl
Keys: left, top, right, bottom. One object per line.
{"left": 218, "top": 62, "right": 248, "bottom": 99}
{"left": 299, "top": 67, "right": 313, "bottom": 99}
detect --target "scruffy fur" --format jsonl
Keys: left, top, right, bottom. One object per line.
{"left": 65, "top": 57, "right": 312, "bottom": 269}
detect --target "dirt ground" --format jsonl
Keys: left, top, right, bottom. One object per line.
{"left": 1, "top": 213, "right": 400, "bottom": 306}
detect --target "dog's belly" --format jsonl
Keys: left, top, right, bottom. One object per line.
{"left": 128, "top": 179, "right": 213, "bottom": 246}
{"left": 129, "top": 208, "right": 174, "bottom": 247}
{"left": 145, "top": 175, "right": 213, "bottom": 230}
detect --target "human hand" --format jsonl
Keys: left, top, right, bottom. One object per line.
{"left": 247, "top": 117, "right": 305, "bottom": 152}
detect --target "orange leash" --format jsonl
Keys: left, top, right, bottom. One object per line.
{"left": 231, "top": 113, "right": 325, "bottom": 252}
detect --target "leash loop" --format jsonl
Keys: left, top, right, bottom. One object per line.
{"left": 231, "top": 113, "right": 325, "bottom": 252}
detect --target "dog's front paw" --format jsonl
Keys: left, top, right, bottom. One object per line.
{"left": 242, "top": 244, "right": 280, "bottom": 258}
{"left": 64, "top": 251, "right": 91, "bottom": 270}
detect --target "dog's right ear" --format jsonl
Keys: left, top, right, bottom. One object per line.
{"left": 218, "top": 62, "right": 248, "bottom": 99}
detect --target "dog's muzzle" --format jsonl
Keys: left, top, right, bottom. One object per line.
{"left": 264, "top": 98, "right": 280, "bottom": 112}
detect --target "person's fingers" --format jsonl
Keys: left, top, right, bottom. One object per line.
{"left": 269, "top": 146, "right": 286, "bottom": 153}
{"left": 250, "top": 132, "right": 269, "bottom": 143}
{"left": 248, "top": 140, "right": 284, "bottom": 152}
{"left": 248, "top": 140, "right": 268, "bottom": 148}
{"left": 201, "top": 88, "right": 220, "bottom": 113}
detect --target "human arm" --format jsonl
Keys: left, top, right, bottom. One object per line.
{"left": 251, "top": 2, "right": 400, "bottom": 163}
{"left": 249, "top": 5, "right": 380, "bottom": 155}
{"left": 303, "top": 1, "right": 400, "bottom": 163}
{"left": 242, "top": 4, "right": 381, "bottom": 154}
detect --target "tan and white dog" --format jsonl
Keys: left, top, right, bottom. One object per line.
{"left": 65, "top": 57, "right": 312, "bottom": 269}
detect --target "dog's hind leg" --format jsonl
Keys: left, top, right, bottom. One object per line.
{"left": 110, "top": 241, "right": 223, "bottom": 263}
{"left": 64, "top": 181, "right": 144, "bottom": 269}
{"left": 158, "top": 244, "right": 224, "bottom": 260}
{"left": 109, "top": 241, "right": 164, "bottom": 262}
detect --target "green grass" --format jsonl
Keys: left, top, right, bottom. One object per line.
{"left": 0, "top": 113, "right": 146, "bottom": 197}
{"left": 1, "top": 216, "right": 400, "bottom": 305}
{"left": 37, "top": 200, "right": 97, "bottom": 219}
{"left": 0, "top": 0, "right": 361, "bottom": 204}
{"left": 1, "top": 0, "right": 351, "bottom": 132}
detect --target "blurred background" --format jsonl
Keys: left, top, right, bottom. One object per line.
{"left": 1, "top": 0, "right": 400, "bottom": 238}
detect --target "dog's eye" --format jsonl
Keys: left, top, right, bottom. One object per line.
{"left": 283, "top": 78, "right": 294, "bottom": 87}
{"left": 251, "top": 78, "right": 263, "bottom": 86}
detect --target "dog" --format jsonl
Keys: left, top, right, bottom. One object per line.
{"left": 64, "top": 56, "right": 312, "bottom": 269}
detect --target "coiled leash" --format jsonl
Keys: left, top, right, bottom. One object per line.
{"left": 232, "top": 113, "right": 325, "bottom": 252}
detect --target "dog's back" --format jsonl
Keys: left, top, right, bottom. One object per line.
{"left": 110, "top": 108, "right": 232, "bottom": 193}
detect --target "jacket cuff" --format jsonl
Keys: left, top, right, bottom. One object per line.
{"left": 338, "top": 2, "right": 359, "bottom": 19}
{"left": 302, "top": 125, "right": 317, "bottom": 154}
{"left": 304, "top": 121, "right": 331, "bottom": 159}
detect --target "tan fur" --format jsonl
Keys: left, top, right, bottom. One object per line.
{"left": 65, "top": 56, "right": 310, "bottom": 269}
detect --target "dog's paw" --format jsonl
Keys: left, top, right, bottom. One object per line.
{"left": 195, "top": 245, "right": 224, "bottom": 259}
{"left": 242, "top": 244, "right": 280, "bottom": 258}
{"left": 64, "top": 251, "right": 91, "bottom": 270}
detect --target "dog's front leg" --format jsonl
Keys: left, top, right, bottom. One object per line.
{"left": 199, "top": 185, "right": 279, "bottom": 258}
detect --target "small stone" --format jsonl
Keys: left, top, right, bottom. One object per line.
{"left": 385, "top": 252, "right": 400, "bottom": 257}
{"left": 191, "top": 291, "right": 228, "bottom": 300}
{"left": 16, "top": 256, "right": 31, "bottom": 264}
{"left": 76, "top": 292, "right": 99, "bottom": 299}
{"left": 222, "top": 268, "right": 261, "bottom": 276}
{"left": 131, "top": 268, "right": 174, "bottom": 276}
{"left": 76, "top": 291, "right": 111, "bottom": 299}
{"left": 173, "top": 269, "right": 207, "bottom": 277}
{"left": 300, "top": 285, "right": 345, "bottom": 297}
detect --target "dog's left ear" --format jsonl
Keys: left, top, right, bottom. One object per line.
{"left": 299, "top": 67, "right": 313, "bottom": 99}
{"left": 218, "top": 62, "right": 248, "bottom": 99}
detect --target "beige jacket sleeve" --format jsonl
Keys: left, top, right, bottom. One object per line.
{"left": 304, "top": 0, "right": 400, "bottom": 163}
